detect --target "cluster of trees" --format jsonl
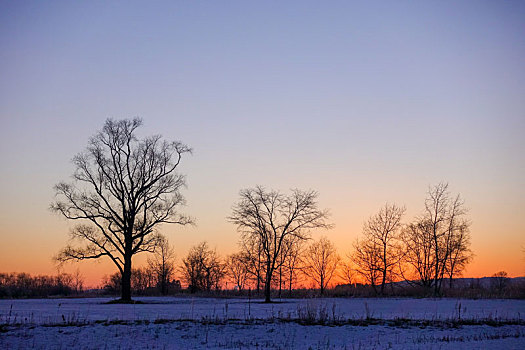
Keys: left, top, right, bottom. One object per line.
{"left": 177, "top": 235, "right": 340, "bottom": 299}
{"left": 352, "top": 183, "right": 473, "bottom": 296}
{"left": 49, "top": 118, "right": 481, "bottom": 302}
{"left": 0, "top": 271, "right": 83, "bottom": 298}
{"left": 214, "top": 183, "right": 473, "bottom": 299}
{"left": 102, "top": 267, "right": 181, "bottom": 295}
{"left": 174, "top": 184, "right": 473, "bottom": 299}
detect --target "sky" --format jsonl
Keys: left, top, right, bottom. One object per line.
{"left": 1, "top": 1, "right": 524, "bottom": 286}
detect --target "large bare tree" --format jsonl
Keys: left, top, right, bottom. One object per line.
{"left": 302, "top": 236, "right": 340, "bottom": 295}
{"left": 229, "top": 186, "right": 331, "bottom": 302}
{"left": 51, "top": 118, "right": 192, "bottom": 302}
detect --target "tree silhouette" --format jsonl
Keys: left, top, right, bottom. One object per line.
{"left": 401, "top": 183, "right": 472, "bottom": 296}
{"left": 352, "top": 203, "right": 405, "bottom": 295}
{"left": 181, "top": 242, "right": 224, "bottom": 293}
{"left": 225, "top": 252, "right": 249, "bottom": 291}
{"left": 229, "top": 186, "right": 331, "bottom": 302}
{"left": 302, "top": 236, "right": 340, "bottom": 295}
{"left": 148, "top": 235, "right": 176, "bottom": 295}
{"left": 51, "top": 118, "right": 192, "bottom": 302}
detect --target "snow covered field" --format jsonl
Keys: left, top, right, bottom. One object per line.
{"left": 1, "top": 297, "right": 524, "bottom": 349}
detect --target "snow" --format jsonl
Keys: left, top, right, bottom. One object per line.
{"left": 1, "top": 297, "right": 524, "bottom": 349}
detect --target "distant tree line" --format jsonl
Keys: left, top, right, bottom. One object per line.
{"left": 2, "top": 269, "right": 522, "bottom": 299}
{"left": 0, "top": 271, "right": 83, "bottom": 298}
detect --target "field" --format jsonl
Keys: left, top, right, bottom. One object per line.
{"left": 1, "top": 297, "right": 524, "bottom": 349}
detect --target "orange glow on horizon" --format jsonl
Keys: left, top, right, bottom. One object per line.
{"left": 1, "top": 223, "right": 523, "bottom": 289}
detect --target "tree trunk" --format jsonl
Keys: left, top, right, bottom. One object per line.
{"left": 289, "top": 271, "right": 293, "bottom": 297}
{"left": 371, "top": 281, "right": 377, "bottom": 295}
{"left": 433, "top": 229, "right": 441, "bottom": 297}
{"left": 161, "top": 273, "right": 167, "bottom": 295}
{"left": 380, "top": 270, "right": 386, "bottom": 296}
{"left": 264, "top": 281, "right": 271, "bottom": 303}
{"left": 278, "top": 265, "right": 282, "bottom": 298}
{"left": 121, "top": 254, "right": 132, "bottom": 302}
{"left": 264, "top": 264, "right": 272, "bottom": 303}
{"left": 381, "top": 245, "right": 387, "bottom": 296}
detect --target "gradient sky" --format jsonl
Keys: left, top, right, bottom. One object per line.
{"left": 1, "top": 1, "right": 524, "bottom": 286}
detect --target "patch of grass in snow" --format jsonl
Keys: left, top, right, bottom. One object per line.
{"left": 104, "top": 299, "right": 144, "bottom": 304}
{"left": 2, "top": 315, "right": 523, "bottom": 330}
{"left": 413, "top": 327, "right": 525, "bottom": 344}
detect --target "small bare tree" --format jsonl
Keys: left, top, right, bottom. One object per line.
{"left": 225, "top": 252, "right": 249, "bottom": 291}
{"left": 401, "top": 183, "right": 472, "bottom": 296}
{"left": 148, "top": 236, "right": 176, "bottom": 295}
{"left": 131, "top": 267, "right": 154, "bottom": 294}
{"left": 181, "top": 242, "right": 224, "bottom": 293}
{"left": 352, "top": 237, "right": 382, "bottom": 293}
{"left": 238, "top": 235, "right": 265, "bottom": 292}
{"left": 400, "top": 219, "right": 435, "bottom": 289}
{"left": 281, "top": 237, "right": 304, "bottom": 296}
{"left": 302, "top": 236, "right": 340, "bottom": 295}
{"left": 51, "top": 118, "right": 192, "bottom": 302}
{"left": 71, "top": 268, "right": 84, "bottom": 294}
{"left": 445, "top": 223, "right": 473, "bottom": 288}
{"left": 339, "top": 257, "right": 355, "bottom": 286}
{"left": 229, "top": 186, "right": 331, "bottom": 302}
{"left": 491, "top": 271, "right": 509, "bottom": 295}
{"left": 353, "top": 203, "right": 405, "bottom": 295}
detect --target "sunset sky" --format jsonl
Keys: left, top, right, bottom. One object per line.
{"left": 1, "top": 1, "right": 524, "bottom": 287}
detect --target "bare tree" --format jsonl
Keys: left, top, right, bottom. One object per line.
{"left": 281, "top": 237, "right": 304, "bottom": 296}
{"left": 71, "top": 268, "right": 84, "bottom": 294}
{"left": 148, "top": 235, "right": 176, "bottom": 295}
{"left": 352, "top": 237, "right": 382, "bottom": 293}
{"left": 491, "top": 271, "right": 509, "bottom": 295}
{"left": 225, "top": 253, "right": 249, "bottom": 291}
{"left": 229, "top": 186, "right": 331, "bottom": 302}
{"left": 276, "top": 236, "right": 304, "bottom": 298}
{"left": 352, "top": 204, "right": 405, "bottom": 295}
{"left": 401, "top": 183, "right": 472, "bottom": 296}
{"left": 400, "top": 220, "right": 435, "bottom": 289}
{"left": 302, "top": 237, "right": 340, "bottom": 295}
{"left": 181, "top": 242, "right": 224, "bottom": 293}
{"left": 445, "top": 223, "right": 473, "bottom": 288}
{"left": 131, "top": 267, "right": 155, "bottom": 294}
{"left": 238, "top": 235, "right": 265, "bottom": 292}
{"left": 339, "top": 257, "right": 355, "bottom": 286}
{"left": 51, "top": 118, "right": 192, "bottom": 302}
